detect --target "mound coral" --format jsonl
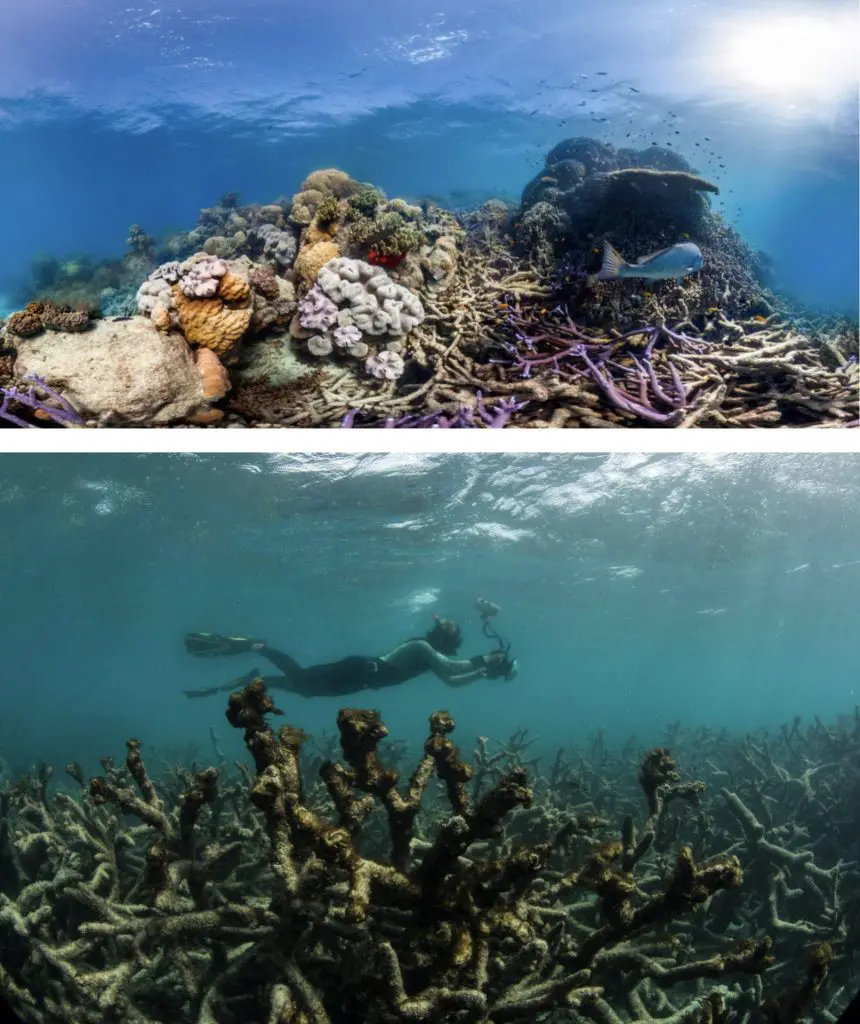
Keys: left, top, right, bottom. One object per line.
{"left": 299, "top": 167, "right": 362, "bottom": 199}
{"left": 294, "top": 240, "right": 341, "bottom": 286}
{"left": 516, "top": 136, "right": 718, "bottom": 268}
{"left": 247, "top": 223, "right": 298, "bottom": 270}
{"left": 5, "top": 302, "right": 92, "bottom": 338}
{"left": 136, "top": 254, "right": 294, "bottom": 359}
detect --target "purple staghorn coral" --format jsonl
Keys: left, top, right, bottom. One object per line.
{"left": 342, "top": 393, "right": 526, "bottom": 428}
{"left": 494, "top": 306, "right": 703, "bottom": 425}
{"left": 0, "top": 376, "right": 85, "bottom": 428}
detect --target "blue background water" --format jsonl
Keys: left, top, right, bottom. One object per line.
{"left": 0, "top": 0, "right": 856, "bottom": 318}
{"left": 1, "top": 452, "right": 857, "bottom": 779}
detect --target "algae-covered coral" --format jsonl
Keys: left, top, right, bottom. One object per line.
{"left": 1, "top": 679, "right": 857, "bottom": 1022}
{"left": 0, "top": 148, "right": 855, "bottom": 428}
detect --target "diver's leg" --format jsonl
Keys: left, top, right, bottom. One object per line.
{"left": 258, "top": 646, "right": 304, "bottom": 676}
{"left": 183, "top": 669, "right": 262, "bottom": 699}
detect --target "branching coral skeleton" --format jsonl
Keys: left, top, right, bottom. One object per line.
{"left": 1, "top": 683, "right": 856, "bottom": 1022}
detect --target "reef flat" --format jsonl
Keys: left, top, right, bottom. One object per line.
{"left": 1, "top": 679, "right": 856, "bottom": 1022}
{"left": 0, "top": 146, "right": 856, "bottom": 428}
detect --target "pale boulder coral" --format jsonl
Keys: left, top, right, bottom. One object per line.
{"left": 13, "top": 318, "right": 223, "bottom": 425}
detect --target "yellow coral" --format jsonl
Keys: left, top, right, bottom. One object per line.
{"left": 173, "top": 289, "right": 251, "bottom": 357}
{"left": 302, "top": 220, "right": 338, "bottom": 246}
{"left": 294, "top": 241, "right": 340, "bottom": 285}
{"left": 218, "top": 272, "right": 251, "bottom": 303}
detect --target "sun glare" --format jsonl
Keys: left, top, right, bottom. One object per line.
{"left": 713, "top": 10, "right": 858, "bottom": 106}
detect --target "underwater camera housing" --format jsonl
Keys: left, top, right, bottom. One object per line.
{"left": 475, "top": 598, "right": 517, "bottom": 679}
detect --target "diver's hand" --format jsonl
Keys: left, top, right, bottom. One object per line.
{"left": 482, "top": 651, "right": 509, "bottom": 678}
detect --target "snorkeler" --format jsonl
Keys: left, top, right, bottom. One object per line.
{"left": 182, "top": 613, "right": 517, "bottom": 699}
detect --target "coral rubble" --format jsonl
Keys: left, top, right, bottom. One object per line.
{"left": 2, "top": 682, "right": 857, "bottom": 1021}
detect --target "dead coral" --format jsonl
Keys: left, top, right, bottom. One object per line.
{"left": 0, "top": 679, "right": 812, "bottom": 1023}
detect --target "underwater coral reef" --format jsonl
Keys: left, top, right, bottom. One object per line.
{"left": 1, "top": 679, "right": 856, "bottom": 1022}
{"left": 0, "top": 146, "right": 856, "bottom": 428}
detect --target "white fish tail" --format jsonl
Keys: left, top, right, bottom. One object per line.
{"left": 592, "top": 239, "right": 627, "bottom": 281}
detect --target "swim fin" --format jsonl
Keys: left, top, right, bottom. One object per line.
{"left": 184, "top": 633, "right": 266, "bottom": 657}
{"left": 184, "top": 668, "right": 263, "bottom": 698}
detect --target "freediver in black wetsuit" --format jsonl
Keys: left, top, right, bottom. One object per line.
{"left": 182, "top": 612, "right": 517, "bottom": 699}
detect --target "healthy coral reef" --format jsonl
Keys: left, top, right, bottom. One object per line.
{"left": 2, "top": 680, "right": 857, "bottom": 1022}
{"left": 6, "top": 151, "right": 854, "bottom": 428}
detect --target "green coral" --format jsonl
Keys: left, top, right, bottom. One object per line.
{"left": 315, "top": 195, "right": 342, "bottom": 226}
{"left": 346, "top": 187, "right": 383, "bottom": 220}
{"left": 348, "top": 210, "right": 426, "bottom": 258}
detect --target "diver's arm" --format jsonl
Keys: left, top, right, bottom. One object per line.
{"left": 381, "top": 640, "right": 486, "bottom": 682}
{"left": 442, "top": 668, "right": 488, "bottom": 687}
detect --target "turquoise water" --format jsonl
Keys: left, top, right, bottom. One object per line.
{"left": 1, "top": 451, "right": 857, "bottom": 774}
{"left": 0, "top": 0, "right": 857, "bottom": 316}
{"left": 2, "top": 452, "right": 859, "bottom": 1022}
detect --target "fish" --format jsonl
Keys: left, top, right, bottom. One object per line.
{"left": 629, "top": 86, "right": 640, "bottom": 93}
{"left": 590, "top": 240, "right": 704, "bottom": 283}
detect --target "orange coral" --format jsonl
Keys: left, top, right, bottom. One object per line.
{"left": 173, "top": 289, "right": 252, "bottom": 357}
{"left": 294, "top": 241, "right": 340, "bottom": 285}
{"left": 195, "top": 347, "right": 231, "bottom": 401}
{"left": 187, "top": 407, "right": 225, "bottom": 425}
{"left": 217, "top": 272, "right": 251, "bottom": 303}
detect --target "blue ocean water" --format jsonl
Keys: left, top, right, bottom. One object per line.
{"left": 0, "top": 0, "right": 857, "bottom": 318}
{"left": 1, "top": 452, "right": 857, "bottom": 779}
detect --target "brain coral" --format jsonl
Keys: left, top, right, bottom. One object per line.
{"left": 315, "top": 258, "right": 424, "bottom": 337}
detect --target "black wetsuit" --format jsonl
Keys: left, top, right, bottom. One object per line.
{"left": 260, "top": 647, "right": 408, "bottom": 697}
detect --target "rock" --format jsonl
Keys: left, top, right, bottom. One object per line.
{"left": 13, "top": 317, "right": 217, "bottom": 425}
